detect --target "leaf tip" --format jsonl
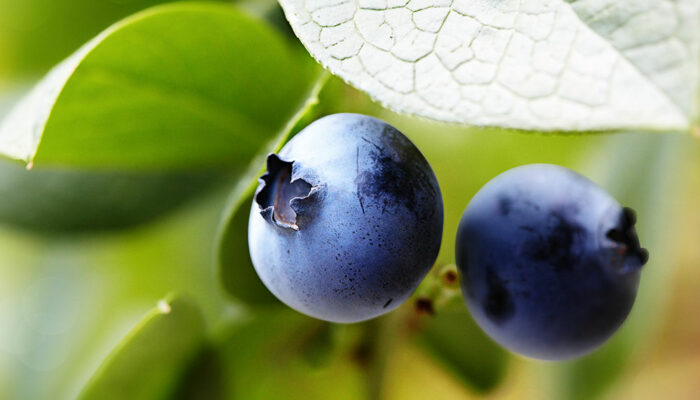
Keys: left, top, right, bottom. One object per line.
{"left": 157, "top": 299, "right": 172, "bottom": 314}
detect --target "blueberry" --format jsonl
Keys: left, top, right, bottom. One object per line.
{"left": 456, "top": 164, "right": 648, "bottom": 360}
{"left": 248, "top": 113, "right": 443, "bottom": 323}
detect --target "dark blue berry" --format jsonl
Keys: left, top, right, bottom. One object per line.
{"left": 248, "top": 114, "right": 443, "bottom": 323}
{"left": 456, "top": 164, "right": 648, "bottom": 360}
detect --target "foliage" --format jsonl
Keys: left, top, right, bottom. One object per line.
{"left": 0, "top": 1, "right": 698, "bottom": 400}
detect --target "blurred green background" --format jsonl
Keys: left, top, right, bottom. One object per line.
{"left": 0, "top": 1, "right": 698, "bottom": 399}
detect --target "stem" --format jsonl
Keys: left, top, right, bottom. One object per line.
{"left": 362, "top": 310, "right": 402, "bottom": 400}
{"left": 359, "top": 264, "right": 463, "bottom": 399}
{"left": 412, "top": 264, "right": 461, "bottom": 315}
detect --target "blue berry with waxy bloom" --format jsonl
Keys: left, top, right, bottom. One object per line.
{"left": 456, "top": 164, "right": 648, "bottom": 360}
{"left": 248, "top": 113, "right": 443, "bottom": 323}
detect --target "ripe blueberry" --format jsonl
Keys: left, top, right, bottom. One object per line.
{"left": 248, "top": 114, "right": 443, "bottom": 323}
{"left": 456, "top": 164, "right": 648, "bottom": 360}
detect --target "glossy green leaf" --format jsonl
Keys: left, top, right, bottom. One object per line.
{"left": 417, "top": 303, "right": 508, "bottom": 393}
{"left": 0, "top": 159, "right": 226, "bottom": 233}
{"left": 0, "top": 2, "right": 321, "bottom": 170}
{"left": 0, "top": 0, "right": 213, "bottom": 80}
{"left": 0, "top": 2, "right": 321, "bottom": 233}
{"left": 0, "top": 89, "right": 226, "bottom": 233}
{"left": 215, "top": 72, "right": 326, "bottom": 305}
{"left": 77, "top": 295, "right": 205, "bottom": 400}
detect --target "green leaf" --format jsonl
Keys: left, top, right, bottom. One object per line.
{"left": 0, "top": 2, "right": 322, "bottom": 233}
{"left": 217, "top": 188, "right": 280, "bottom": 305}
{"left": 0, "top": 0, "right": 211, "bottom": 79}
{"left": 77, "top": 295, "right": 206, "bottom": 400}
{"left": 173, "top": 313, "right": 343, "bottom": 399}
{"left": 0, "top": 159, "right": 225, "bottom": 233}
{"left": 0, "top": 2, "right": 321, "bottom": 169}
{"left": 1, "top": 81, "right": 226, "bottom": 233}
{"left": 0, "top": 190, "right": 232, "bottom": 399}
{"left": 212, "top": 310, "right": 365, "bottom": 400}
{"left": 170, "top": 346, "right": 226, "bottom": 400}
{"left": 279, "top": 0, "right": 698, "bottom": 133}
{"left": 417, "top": 303, "right": 509, "bottom": 393}
{"left": 215, "top": 74, "right": 327, "bottom": 306}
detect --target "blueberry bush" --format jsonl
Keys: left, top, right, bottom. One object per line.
{"left": 0, "top": 1, "right": 698, "bottom": 399}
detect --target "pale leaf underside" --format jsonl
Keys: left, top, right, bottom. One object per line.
{"left": 280, "top": 0, "right": 699, "bottom": 132}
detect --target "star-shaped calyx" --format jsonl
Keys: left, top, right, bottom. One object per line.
{"left": 604, "top": 207, "right": 649, "bottom": 272}
{"left": 255, "top": 154, "right": 312, "bottom": 230}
